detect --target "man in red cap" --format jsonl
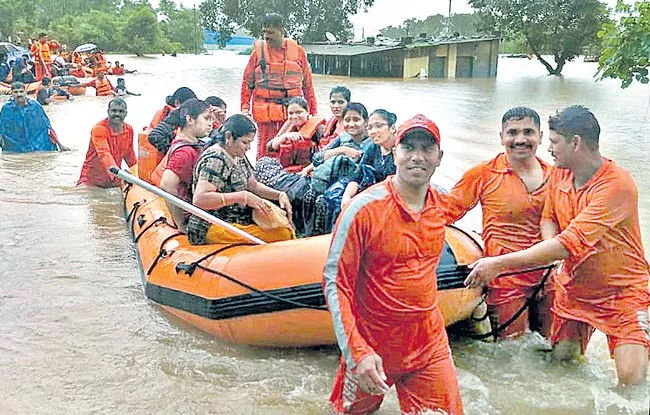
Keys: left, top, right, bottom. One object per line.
{"left": 323, "top": 114, "right": 464, "bottom": 414}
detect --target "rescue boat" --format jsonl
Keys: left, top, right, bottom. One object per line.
{"left": 119, "top": 166, "right": 486, "bottom": 347}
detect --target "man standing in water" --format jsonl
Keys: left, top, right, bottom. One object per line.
{"left": 77, "top": 98, "right": 136, "bottom": 188}
{"left": 323, "top": 115, "right": 464, "bottom": 414}
{"left": 240, "top": 12, "right": 317, "bottom": 159}
{"left": 446, "top": 107, "right": 553, "bottom": 339}
{"left": 0, "top": 82, "right": 69, "bottom": 153}
{"left": 466, "top": 106, "right": 650, "bottom": 387}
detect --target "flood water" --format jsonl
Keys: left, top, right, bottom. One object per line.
{"left": 1, "top": 52, "right": 649, "bottom": 414}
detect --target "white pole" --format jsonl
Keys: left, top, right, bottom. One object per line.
{"left": 111, "top": 167, "right": 267, "bottom": 245}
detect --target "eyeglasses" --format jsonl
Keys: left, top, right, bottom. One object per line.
{"left": 367, "top": 123, "right": 388, "bottom": 130}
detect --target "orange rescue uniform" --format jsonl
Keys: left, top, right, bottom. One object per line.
{"left": 240, "top": 39, "right": 317, "bottom": 159}
{"left": 447, "top": 153, "right": 552, "bottom": 337}
{"left": 30, "top": 40, "right": 56, "bottom": 81}
{"left": 323, "top": 179, "right": 463, "bottom": 415}
{"left": 77, "top": 119, "right": 137, "bottom": 188}
{"left": 542, "top": 159, "right": 650, "bottom": 355}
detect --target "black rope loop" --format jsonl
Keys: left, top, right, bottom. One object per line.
{"left": 123, "top": 182, "right": 133, "bottom": 200}
{"left": 147, "top": 232, "right": 185, "bottom": 275}
{"left": 135, "top": 217, "right": 169, "bottom": 243}
{"left": 462, "top": 264, "right": 556, "bottom": 341}
{"left": 174, "top": 242, "right": 253, "bottom": 277}
{"left": 125, "top": 200, "right": 142, "bottom": 225}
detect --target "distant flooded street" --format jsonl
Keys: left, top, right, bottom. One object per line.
{"left": 1, "top": 52, "right": 648, "bottom": 414}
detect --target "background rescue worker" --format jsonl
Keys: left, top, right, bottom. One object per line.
{"left": 323, "top": 114, "right": 464, "bottom": 414}
{"left": 466, "top": 105, "right": 650, "bottom": 387}
{"left": 446, "top": 107, "right": 553, "bottom": 339}
{"left": 240, "top": 12, "right": 317, "bottom": 159}
{"left": 29, "top": 33, "right": 58, "bottom": 81}
{"left": 77, "top": 98, "right": 136, "bottom": 187}
{"left": 0, "top": 82, "right": 69, "bottom": 153}
{"left": 81, "top": 71, "right": 114, "bottom": 96}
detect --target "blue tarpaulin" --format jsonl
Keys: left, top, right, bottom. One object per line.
{"left": 0, "top": 98, "right": 57, "bottom": 153}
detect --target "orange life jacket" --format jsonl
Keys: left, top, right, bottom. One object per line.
{"left": 250, "top": 39, "right": 304, "bottom": 123}
{"left": 321, "top": 116, "right": 342, "bottom": 148}
{"left": 30, "top": 41, "right": 51, "bottom": 63}
{"left": 278, "top": 116, "right": 325, "bottom": 171}
{"left": 149, "top": 105, "right": 174, "bottom": 129}
{"left": 151, "top": 140, "right": 204, "bottom": 186}
{"left": 138, "top": 128, "right": 163, "bottom": 184}
{"left": 95, "top": 78, "right": 112, "bottom": 96}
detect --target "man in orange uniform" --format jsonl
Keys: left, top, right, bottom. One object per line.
{"left": 446, "top": 107, "right": 552, "bottom": 338}
{"left": 81, "top": 71, "right": 115, "bottom": 96}
{"left": 466, "top": 105, "right": 650, "bottom": 387}
{"left": 77, "top": 98, "right": 136, "bottom": 188}
{"left": 324, "top": 114, "right": 464, "bottom": 414}
{"left": 29, "top": 33, "right": 58, "bottom": 81}
{"left": 240, "top": 12, "right": 317, "bottom": 159}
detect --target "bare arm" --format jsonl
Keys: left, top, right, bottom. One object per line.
{"left": 465, "top": 238, "right": 569, "bottom": 288}
{"left": 341, "top": 181, "right": 359, "bottom": 206}
{"left": 160, "top": 170, "right": 188, "bottom": 232}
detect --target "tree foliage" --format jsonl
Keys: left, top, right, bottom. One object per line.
{"left": 379, "top": 13, "right": 484, "bottom": 39}
{"left": 0, "top": 0, "right": 201, "bottom": 54}
{"left": 597, "top": 0, "right": 650, "bottom": 88}
{"left": 199, "top": 0, "right": 375, "bottom": 45}
{"left": 469, "top": 0, "right": 610, "bottom": 75}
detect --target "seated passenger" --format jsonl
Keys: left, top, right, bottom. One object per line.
{"left": 10, "top": 58, "right": 36, "bottom": 84}
{"left": 309, "top": 102, "right": 371, "bottom": 193}
{"left": 204, "top": 96, "right": 227, "bottom": 130}
{"left": 157, "top": 99, "right": 212, "bottom": 232}
{"left": 266, "top": 97, "right": 325, "bottom": 172}
{"left": 321, "top": 86, "right": 350, "bottom": 147}
{"left": 77, "top": 98, "right": 136, "bottom": 187}
{"left": 36, "top": 76, "right": 71, "bottom": 105}
{"left": 149, "top": 86, "right": 196, "bottom": 129}
{"left": 0, "top": 82, "right": 69, "bottom": 153}
{"left": 187, "top": 114, "right": 294, "bottom": 245}
{"left": 341, "top": 109, "right": 397, "bottom": 206}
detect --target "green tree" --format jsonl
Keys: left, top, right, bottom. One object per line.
{"left": 199, "top": 0, "right": 375, "bottom": 45}
{"left": 378, "top": 13, "right": 483, "bottom": 40}
{"left": 469, "top": 0, "right": 610, "bottom": 75}
{"left": 597, "top": 0, "right": 650, "bottom": 88}
{"left": 121, "top": 5, "right": 162, "bottom": 55}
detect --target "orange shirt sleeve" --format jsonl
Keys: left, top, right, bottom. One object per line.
{"left": 91, "top": 125, "right": 120, "bottom": 179}
{"left": 240, "top": 48, "right": 258, "bottom": 112}
{"left": 298, "top": 47, "right": 317, "bottom": 115}
{"left": 555, "top": 175, "right": 635, "bottom": 259}
{"left": 445, "top": 163, "right": 485, "bottom": 223}
{"left": 540, "top": 184, "right": 558, "bottom": 227}
{"left": 323, "top": 206, "right": 374, "bottom": 368}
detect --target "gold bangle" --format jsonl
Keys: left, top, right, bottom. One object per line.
{"left": 219, "top": 193, "right": 226, "bottom": 207}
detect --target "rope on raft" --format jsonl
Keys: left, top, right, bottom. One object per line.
{"left": 461, "top": 264, "right": 556, "bottom": 341}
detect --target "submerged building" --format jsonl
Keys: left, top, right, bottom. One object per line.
{"left": 303, "top": 36, "right": 500, "bottom": 79}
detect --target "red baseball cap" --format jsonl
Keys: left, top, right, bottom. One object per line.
{"left": 395, "top": 114, "right": 441, "bottom": 146}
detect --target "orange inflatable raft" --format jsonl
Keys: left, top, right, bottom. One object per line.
{"left": 119, "top": 168, "right": 486, "bottom": 347}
